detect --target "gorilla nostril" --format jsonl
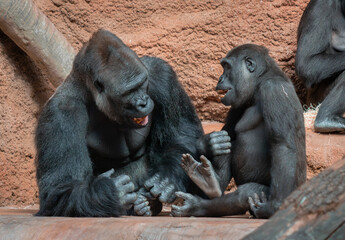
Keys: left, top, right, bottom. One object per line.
{"left": 138, "top": 97, "right": 148, "bottom": 108}
{"left": 139, "top": 102, "right": 147, "bottom": 108}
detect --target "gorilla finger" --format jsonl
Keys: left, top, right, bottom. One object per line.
{"left": 99, "top": 168, "right": 115, "bottom": 178}
{"left": 159, "top": 185, "right": 176, "bottom": 203}
{"left": 175, "top": 191, "right": 192, "bottom": 200}
{"left": 134, "top": 195, "right": 147, "bottom": 205}
{"left": 200, "top": 155, "right": 212, "bottom": 168}
{"left": 150, "top": 178, "right": 169, "bottom": 198}
{"left": 248, "top": 197, "right": 256, "bottom": 209}
{"left": 134, "top": 202, "right": 149, "bottom": 213}
{"left": 144, "top": 210, "right": 152, "bottom": 216}
{"left": 210, "top": 135, "right": 231, "bottom": 145}
{"left": 137, "top": 206, "right": 151, "bottom": 216}
{"left": 113, "top": 175, "right": 131, "bottom": 187}
{"left": 214, "top": 149, "right": 231, "bottom": 156}
{"left": 171, "top": 210, "right": 183, "bottom": 217}
{"left": 144, "top": 173, "right": 160, "bottom": 189}
{"left": 254, "top": 193, "right": 260, "bottom": 205}
{"left": 210, "top": 131, "right": 229, "bottom": 138}
{"left": 138, "top": 189, "right": 155, "bottom": 200}
{"left": 122, "top": 182, "right": 135, "bottom": 193}
{"left": 181, "top": 159, "right": 189, "bottom": 171}
{"left": 171, "top": 206, "right": 188, "bottom": 217}
{"left": 185, "top": 153, "right": 197, "bottom": 164}
{"left": 261, "top": 191, "right": 268, "bottom": 202}
{"left": 171, "top": 204, "right": 184, "bottom": 212}
{"left": 124, "top": 192, "right": 138, "bottom": 205}
{"left": 213, "top": 142, "right": 232, "bottom": 150}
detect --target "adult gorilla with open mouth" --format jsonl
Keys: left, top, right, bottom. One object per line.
{"left": 35, "top": 29, "right": 204, "bottom": 217}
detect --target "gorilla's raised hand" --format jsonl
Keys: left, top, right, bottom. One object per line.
{"left": 100, "top": 169, "right": 137, "bottom": 210}
{"left": 197, "top": 130, "right": 231, "bottom": 159}
{"left": 144, "top": 173, "right": 177, "bottom": 203}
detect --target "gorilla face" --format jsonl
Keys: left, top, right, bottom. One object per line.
{"left": 84, "top": 32, "right": 154, "bottom": 128}
{"left": 216, "top": 49, "right": 257, "bottom": 108}
{"left": 91, "top": 67, "right": 154, "bottom": 128}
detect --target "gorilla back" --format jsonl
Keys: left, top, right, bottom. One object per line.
{"left": 35, "top": 29, "right": 203, "bottom": 217}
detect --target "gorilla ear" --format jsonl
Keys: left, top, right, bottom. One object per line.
{"left": 245, "top": 57, "right": 256, "bottom": 73}
{"left": 94, "top": 80, "right": 104, "bottom": 93}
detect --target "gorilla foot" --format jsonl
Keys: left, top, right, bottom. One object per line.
{"left": 181, "top": 154, "right": 222, "bottom": 199}
{"left": 314, "top": 116, "right": 345, "bottom": 133}
{"left": 248, "top": 192, "right": 271, "bottom": 219}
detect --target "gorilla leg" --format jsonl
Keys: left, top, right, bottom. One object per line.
{"left": 314, "top": 72, "right": 345, "bottom": 133}
{"left": 171, "top": 183, "right": 269, "bottom": 217}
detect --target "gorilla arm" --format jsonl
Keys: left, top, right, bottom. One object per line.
{"left": 35, "top": 84, "right": 135, "bottom": 217}
{"left": 144, "top": 119, "right": 200, "bottom": 203}
{"left": 295, "top": 0, "right": 345, "bottom": 87}
{"left": 249, "top": 80, "right": 305, "bottom": 218}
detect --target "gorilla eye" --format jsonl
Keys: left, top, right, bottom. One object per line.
{"left": 94, "top": 80, "right": 104, "bottom": 93}
{"left": 245, "top": 57, "right": 256, "bottom": 73}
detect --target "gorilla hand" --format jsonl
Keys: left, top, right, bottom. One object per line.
{"left": 197, "top": 130, "right": 231, "bottom": 158}
{"left": 144, "top": 173, "right": 177, "bottom": 203}
{"left": 181, "top": 153, "right": 222, "bottom": 199}
{"left": 134, "top": 194, "right": 151, "bottom": 216}
{"left": 171, "top": 192, "right": 206, "bottom": 217}
{"left": 100, "top": 169, "right": 137, "bottom": 210}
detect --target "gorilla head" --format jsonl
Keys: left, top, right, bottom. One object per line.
{"left": 74, "top": 30, "right": 154, "bottom": 127}
{"left": 216, "top": 44, "right": 269, "bottom": 108}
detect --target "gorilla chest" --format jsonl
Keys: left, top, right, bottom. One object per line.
{"left": 86, "top": 115, "right": 151, "bottom": 163}
{"left": 232, "top": 109, "right": 270, "bottom": 183}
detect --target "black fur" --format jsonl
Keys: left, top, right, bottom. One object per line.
{"left": 35, "top": 29, "right": 203, "bottom": 217}
{"left": 295, "top": 0, "right": 345, "bottom": 133}
{"left": 171, "top": 44, "right": 306, "bottom": 219}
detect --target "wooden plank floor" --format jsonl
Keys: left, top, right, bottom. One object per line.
{"left": 0, "top": 207, "right": 266, "bottom": 240}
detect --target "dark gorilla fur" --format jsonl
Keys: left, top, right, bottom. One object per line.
{"left": 295, "top": 0, "right": 345, "bottom": 133}
{"left": 35, "top": 29, "right": 203, "bottom": 217}
{"left": 171, "top": 44, "right": 306, "bottom": 219}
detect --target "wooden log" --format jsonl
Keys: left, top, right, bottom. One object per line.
{"left": 0, "top": 0, "right": 76, "bottom": 87}
{"left": 243, "top": 156, "right": 345, "bottom": 240}
{"left": 0, "top": 212, "right": 266, "bottom": 240}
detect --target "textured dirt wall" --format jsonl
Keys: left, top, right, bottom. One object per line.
{"left": 37, "top": 0, "right": 310, "bottom": 120}
{"left": 0, "top": 0, "right": 342, "bottom": 207}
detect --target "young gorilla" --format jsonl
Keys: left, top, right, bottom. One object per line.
{"left": 171, "top": 44, "right": 307, "bottom": 219}
{"left": 295, "top": 0, "right": 345, "bottom": 133}
{"left": 35, "top": 29, "right": 206, "bottom": 217}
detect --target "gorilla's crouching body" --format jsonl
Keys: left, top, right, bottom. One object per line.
{"left": 35, "top": 29, "right": 203, "bottom": 217}
{"left": 172, "top": 44, "right": 306, "bottom": 219}
{"left": 295, "top": 0, "right": 345, "bottom": 133}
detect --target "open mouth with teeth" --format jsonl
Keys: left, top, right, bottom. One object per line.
{"left": 132, "top": 115, "right": 149, "bottom": 126}
{"left": 217, "top": 89, "right": 229, "bottom": 99}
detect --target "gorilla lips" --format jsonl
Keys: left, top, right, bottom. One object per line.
{"left": 132, "top": 116, "right": 149, "bottom": 126}
{"left": 217, "top": 90, "right": 228, "bottom": 99}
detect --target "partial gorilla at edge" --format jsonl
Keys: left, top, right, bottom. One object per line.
{"left": 295, "top": 0, "right": 345, "bottom": 133}
{"left": 35, "top": 29, "right": 204, "bottom": 217}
